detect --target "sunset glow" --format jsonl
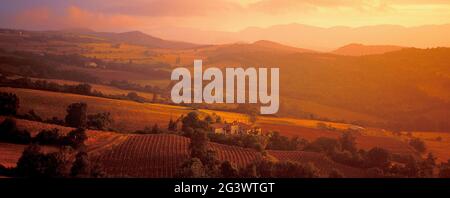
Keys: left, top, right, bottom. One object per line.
{"left": 1, "top": 0, "right": 450, "bottom": 32}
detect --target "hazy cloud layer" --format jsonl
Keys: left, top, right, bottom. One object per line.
{"left": 1, "top": 0, "right": 450, "bottom": 32}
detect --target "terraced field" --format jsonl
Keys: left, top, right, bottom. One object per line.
{"left": 94, "top": 134, "right": 365, "bottom": 178}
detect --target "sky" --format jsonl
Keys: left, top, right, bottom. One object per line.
{"left": 1, "top": 0, "right": 450, "bottom": 32}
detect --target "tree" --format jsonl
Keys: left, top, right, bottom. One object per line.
{"left": 168, "top": 118, "right": 177, "bottom": 131}
{"left": 16, "top": 145, "right": 72, "bottom": 177}
{"left": 439, "top": 160, "right": 450, "bottom": 178}
{"left": 220, "top": 161, "right": 239, "bottom": 178}
{"left": 273, "top": 161, "right": 319, "bottom": 178}
{"left": 0, "top": 118, "right": 31, "bottom": 144}
{"left": 63, "top": 128, "right": 88, "bottom": 149}
{"left": 33, "top": 128, "right": 61, "bottom": 145}
{"left": 304, "top": 137, "right": 340, "bottom": 154}
{"left": 409, "top": 138, "right": 426, "bottom": 153}
{"left": 339, "top": 132, "right": 357, "bottom": 153}
{"left": 190, "top": 129, "right": 209, "bottom": 161}
{"left": 0, "top": 92, "right": 19, "bottom": 115}
{"left": 87, "top": 112, "right": 113, "bottom": 130}
{"left": 152, "top": 93, "right": 158, "bottom": 103}
{"left": 183, "top": 127, "right": 194, "bottom": 138}
{"left": 419, "top": 152, "right": 436, "bottom": 177}
{"left": 182, "top": 111, "right": 208, "bottom": 132}
{"left": 176, "top": 158, "right": 207, "bottom": 178}
{"left": 73, "top": 83, "right": 92, "bottom": 95}
{"left": 239, "top": 164, "right": 258, "bottom": 178}
{"left": 16, "top": 144, "right": 44, "bottom": 177}
{"left": 71, "top": 152, "right": 90, "bottom": 177}
{"left": 65, "top": 102, "right": 87, "bottom": 128}
{"left": 402, "top": 155, "right": 420, "bottom": 177}
{"left": 366, "top": 147, "right": 391, "bottom": 169}
{"left": 151, "top": 124, "right": 160, "bottom": 134}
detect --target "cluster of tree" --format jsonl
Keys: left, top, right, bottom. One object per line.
{"left": 110, "top": 80, "right": 164, "bottom": 96}
{"left": 134, "top": 123, "right": 167, "bottom": 134}
{"left": 0, "top": 77, "right": 152, "bottom": 104}
{"left": 208, "top": 133, "right": 266, "bottom": 152}
{"left": 34, "top": 128, "right": 88, "bottom": 149}
{"left": 0, "top": 118, "right": 31, "bottom": 144}
{"left": 65, "top": 102, "right": 113, "bottom": 130}
{"left": 0, "top": 52, "right": 99, "bottom": 83}
{"left": 0, "top": 118, "right": 88, "bottom": 149}
{"left": 409, "top": 138, "right": 427, "bottom": 153}
{"left": 301, "top": 132, "right": 442, "bottom": 178}
{"left": 0, "top": 92, "right": 19, "bottom": 116}
{"left": 1, "top": 77, "right": 94, "bottom": 95}
{"left": 0, "top": 91, "right": 114, "bottom": 131}
{"left": 0, "top": 144, "right": 104, "bottom": 178}
{"left": 176, "top": 129, "right": 321, "bottom": 178}
{"left": 265, "top": 132, "right": 308, "bottom": 150}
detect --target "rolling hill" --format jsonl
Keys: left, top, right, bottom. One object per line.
{"left": 1, "top": 28, "right": 450, "bottom": 132}
{"left": 0, "top": 87, "right": 420, "bottom": 160}
{"left": 332, "top": 43, "right": 404, "bottom": 56}
{"left": 0, "top": 117, "right": 366, "bottom": 178}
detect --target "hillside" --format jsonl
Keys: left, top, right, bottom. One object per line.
{"left": 332, "top": 43, "right": 404, "bottom": 56}
{"left": 1, "top": 28, "right": 450, "bottom": 132}
{"left": 96, "top": 134, "right": 366, "bottom": 178}
{"left": 83, "top": 30, "right": 200, "bottom": 49}
{"left": 0, "top": 28, "right": 199, "bottom": 50}
{"left": 0, "top": 117, "right": 365, "bottom": 178}
{"left": 0, "top": 87, "right": 422, "bottom": 160}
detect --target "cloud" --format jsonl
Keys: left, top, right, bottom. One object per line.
{"left": 11, "top": 5, "right": 143, "bottom": 31}
{"left": 79, "top": 0, "right": 244, "bottom": 17}
{"left": 2, "top": 0, "right": 450, "bottom": 32}
{"left": 65, "top": 6, "right": 143, "bottom": 31}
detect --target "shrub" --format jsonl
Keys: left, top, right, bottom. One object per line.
{"left": 304, "top": 137, "right": 340, "bottom": 154}
{"left": 175, "top": 158, "right": 207, "bottom": 178}
{"left": 220, "top": 161, "right": 239, "bottom": 178}
{"left": 439, "top": 160, "right": 450, "bottom": 178}
{"left": 70, "top": 152, "right": 91, "bottom": 177}
{"left": 62, "top": 128, "right": 88, "bottom": 149}
{"left": 87, "top": 112, "right": 113, "bottom": 130}
{"left": 409, "top": 138, "right": 426, "bottom": 153}
{"left": 272, "top": 161, "right": 319, "bottom": 178}
{"left": 0, "top": 92, "right": 19, "bottom": 116}
{"left": 16, "top": 145, "right": 72, "bottom": 177}
{"left": 33, "top": 128, "right": 61, "bottom": 145}
{"left": 0, "top": 118, "right": 31, "bottom": 144}
{"left": 45, "top": 117, "right": 65, "bottom": 125}
{"left": 339, "top": 132, "right": 357, "bottom": 153}
{"left": 366, "top": 147, "right": 391, "bottom": 169}
{"left": 190, "top": 129, "right": 209, "bottom": 161}
{"left": 65, "top": 103, "right": 87, "bottom": 128}
{"left": 20, "top": 110, "right": 43, "bottom": 122}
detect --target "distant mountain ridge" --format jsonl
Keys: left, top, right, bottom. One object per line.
{"left": 147, "top": 23, "right": 450, "bottom": 51}
{"left": 332, "top": 43, "right": 404, "bottom": 56}
{"left": 87, "top": 30, "right": 200, "bottom": 49}
{"left": 1, "top": 28, "right": 201, "bottom": 50}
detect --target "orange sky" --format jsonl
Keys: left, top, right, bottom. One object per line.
{"left": 2, "top": 0, "right": 450, "bottom": 32}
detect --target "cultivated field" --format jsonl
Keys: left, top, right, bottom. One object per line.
{"left": 0, "top": 87, "right": 427, "bottom": 160}
{"left": 0, "top": 118, "right": 365, "bottom": 177}
{"left": 95, "top": 134, "right": 365, "bottom": 178}
{"left": 28, "top": 78, "right": 156, "bottom": 100}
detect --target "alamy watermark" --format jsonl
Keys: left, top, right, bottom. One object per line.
{"left": 170, "top": 60, "right": 279, "bottom": 114}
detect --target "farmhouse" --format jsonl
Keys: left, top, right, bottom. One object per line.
{"left": 210, "top": 121, "right": 261, "bottom": 135}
